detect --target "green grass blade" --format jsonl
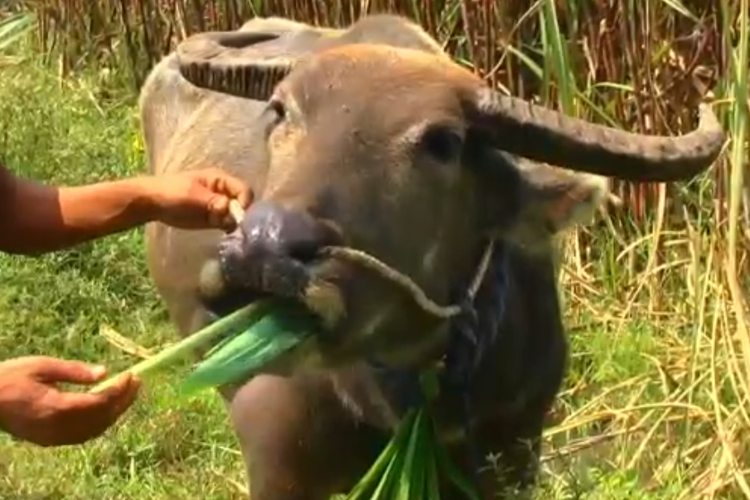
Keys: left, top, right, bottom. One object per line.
{"left": 367, "top": 436, "right": 407, "bottom": 500}
{"left": 0, "top": 13, "right": 35, "bottom": 52}
{"left": 394, "top": 409, "right": 427, "bottom": 500}
{"left": 90, "top": 300, "right": 274, "bottom": 393}
{"left": 180, "top": 302, "right": 317, "bottom": 394}
{"left": 424, "top": 416, "right": 441, "bottom": 500}
{"left": 343, "top": 410, "right": 418, "bottom": 500}
{"left": 180, "top": 322, "right": 303, "bottom": 394}
{"left": 657, "top": 0, "right": 699, "bottom": 22}
{"left": 407, "top": 410, "right": 430, "bottom": 500}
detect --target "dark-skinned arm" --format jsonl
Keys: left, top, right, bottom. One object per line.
{"left": 0, "top": 164, "right": 156, "bottom": 255}
{"left": 0, "top": 161, "right": 252, "bottom": 256}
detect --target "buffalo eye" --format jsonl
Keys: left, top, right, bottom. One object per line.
{"left": 268, "top": 98, "right": 286, "bottom": 122}
{"left": 263, "top": 98, "right": 287, "bottom": 134}
{"left": 419, "top": 125, "right": 464, "bottom": 163}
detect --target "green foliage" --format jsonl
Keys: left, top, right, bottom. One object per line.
{"left": 335, "top": 404, "right": 480, "bottom": 500}
{"left": 0, "top": 57, "right": 151, "bottom": 364}
{"left": 0, "top": 52, "right": 246, "bottom": 500}
{"left": 0, "top": 12, "right": 34, "bottom": 52}
{"left": 181, "top": 300, "right": 315, "bottom": 394}
{"left": 0, "top": 2, "right": 747, "bottom": 499}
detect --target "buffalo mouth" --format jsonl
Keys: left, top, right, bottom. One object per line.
{"left": 200, "top": 230, "right": 345, "bottom": 334}
{"left": 199, "top": 224, "right": 450, "bottom": 370}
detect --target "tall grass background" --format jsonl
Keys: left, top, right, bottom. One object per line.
{"left": 0, "top": 0, "right": 748, "bottom": 498}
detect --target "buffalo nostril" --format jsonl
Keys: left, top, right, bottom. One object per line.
{"left": 237, "top": 201, "right": 342, "bottom": 262}
{"left": 289, "top": 219, "right": 344, "bottom": 262}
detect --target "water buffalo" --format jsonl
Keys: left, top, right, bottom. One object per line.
{"left": 140, "top": 13, "right": 725, "bottom": 500}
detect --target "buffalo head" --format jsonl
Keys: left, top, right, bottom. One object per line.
{"left": 177, "top": 15, "right": 725, "bottom": 369}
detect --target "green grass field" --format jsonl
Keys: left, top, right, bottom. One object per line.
{"left": 0, "top": 41, "right": 745, "bottom": 500}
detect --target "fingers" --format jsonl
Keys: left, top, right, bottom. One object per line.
{"left": 201, "top": 168, "right": 254, "bottom": 209}
{"left": 87, "top": 372, "right": 141, "bottom": 430}
{"left": 218, "top": 172, "right": 254, "bottom": 209}
{"left": 70, "top": 372, "right": 141, "bottom": 418}
{"left": 196, "top": 169, "right": 253, "bottom": 231}
{"left": 205, "top": 194, "right": 237, "bottom": 232}
{"left": 22, "top": 356, "right": 108, "bottom": 385}
{"left": 153, "top": 168, "right": 253, "bottom": 231}
{"left": 52, "top": 373, "right": 142, "bottom": 445}
{"left": 0, "top": 357, "right": 142, "bottom": 446}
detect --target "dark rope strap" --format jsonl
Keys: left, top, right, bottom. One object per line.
{"left": 369, "top": 241, "right": 511, "bottom": 489}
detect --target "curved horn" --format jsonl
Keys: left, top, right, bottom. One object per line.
{"left": 176, "top": 31, "right": 297, "bottom": 100}
{"left": 472, "top": 89, "right": 726, "bottom": 182}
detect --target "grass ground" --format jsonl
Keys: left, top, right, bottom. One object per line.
{"left": 0, "top": 43, "right": 745, "bottom": 500}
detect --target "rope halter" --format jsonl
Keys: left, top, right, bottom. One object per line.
{"left": 228, "top": 200, "right": 495, "bottom": 324}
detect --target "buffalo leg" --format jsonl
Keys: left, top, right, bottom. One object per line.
{"left": 224, "top": 374, "right": 386, "bottom": 500}
{"left": 484, "top": 415, "right": 545, "bottom": 499}
{"left": 443, "top": 408, "right": 547, "bottom": 500}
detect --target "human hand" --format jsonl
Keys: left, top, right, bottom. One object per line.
{"left": 0, "top": 356, "right": 141, "bottom": 447}
{"left": 148, "top": 168, "right": 253, "bottom": 232}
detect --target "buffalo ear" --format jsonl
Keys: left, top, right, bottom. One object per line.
{"left": 503, "top": 158, "right": 610, "bottom": 254}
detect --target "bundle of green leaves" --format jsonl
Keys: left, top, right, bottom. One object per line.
{"left": 180, "top": 299, "right": 319, "bottom": 393}
{"left": 92, "top": 299, "right": 481, "bottom": 500}
{"left": 329, "top": 404, "right": 482, "bottom": 500}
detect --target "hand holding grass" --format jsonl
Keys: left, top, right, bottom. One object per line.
{"left": 90, "top": 299, "right": 480, "bottom": 499}
{"left": 0, "top": 357, "right": 140, "bottom": 447}
{"left": 89, "top": 197, "right": 482, "bottom": 499}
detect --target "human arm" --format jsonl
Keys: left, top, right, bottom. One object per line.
{"left": 0, "top": 356, "right": 140, "bottom": 447}
{"left": 0, "top": 162, "right": 253, "bottom": 255}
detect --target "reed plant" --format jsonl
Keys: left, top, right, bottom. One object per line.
{"left": 6, "top": 0, "right": 750, "bottom": 497}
